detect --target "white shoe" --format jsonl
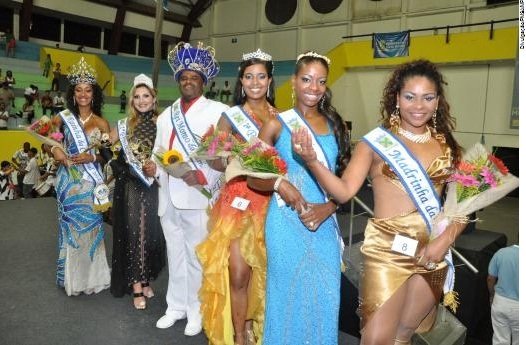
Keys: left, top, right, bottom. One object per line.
{"left": 184, "top": 318, "right": 202, "bottom": 336}
{"left": 156, "top": 311, "right": 186, "bottom": 329}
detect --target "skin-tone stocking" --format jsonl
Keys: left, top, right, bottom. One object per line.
{"left": 229, "top": 238, "right": 252, "bottom": 345}
{"left": 360, "top": 274, "right": 436, "bottom": 345}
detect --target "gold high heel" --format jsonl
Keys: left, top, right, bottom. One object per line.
{"left": 245, "top": 329, "right": 256, "bottom": 345}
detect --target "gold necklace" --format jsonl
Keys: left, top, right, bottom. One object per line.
{"left": 398, "top": 126, "right": 431, "bottom": 143}
{"left": 79, "top": 112, "right": 93, "bottom": 126}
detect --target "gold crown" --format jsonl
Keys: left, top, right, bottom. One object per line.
{"left": 67, "top": 57, "right": 97, "bottom": 85}
{"left": 296, "top": 51, "right": 331, "bottom": 66}
{"left": 242, "top": 49, "right": 272, "bottom": 62}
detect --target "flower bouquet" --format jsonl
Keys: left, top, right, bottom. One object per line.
{"left": 433, "top": 143, "right": 519, "bottom": 235}
{"left": 26, "top": 116, "right": 64, "bottom": 147}
{"left": 191, "top": 125, "right": 244, "bottom": 160}
{"left": 153, "top": 147, "right": 212, "bottom": 199}
{"left": 225, "top": 137, "right": 288, "bottom": 182}
{"left": 432, "top": 143, "right": 519, "bottom": 312}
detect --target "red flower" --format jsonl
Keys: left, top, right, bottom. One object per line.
{"left": 488, "top": 154, "right": 509, "bottom": 175}
{"left": 201, "top": 125, "right": 215, "bottom": 142}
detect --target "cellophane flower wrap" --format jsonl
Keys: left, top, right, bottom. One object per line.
{"left": 225, "top": 137, "right": 287, "bottom": 182}
{"left": 153, "top": 147, "right": 212, "bottom": 199}
{"left": 26, "top": 115, "right": 64, "bottom": 147}
{"left": 432, "top": 142, "right": 518, "bottom": 312}
{"left": 191, "top": 125, "right": 244, "bottom": 160}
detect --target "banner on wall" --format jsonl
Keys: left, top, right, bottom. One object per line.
{"left": 509, "top": 52, "right": 519, "bottom": 129}
{"left": 373, "top": 31, "right": 409, "bottom": 58}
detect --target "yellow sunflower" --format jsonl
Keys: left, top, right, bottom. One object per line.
{"left": 162, "top": 149, "right": 183, "bottom": 165}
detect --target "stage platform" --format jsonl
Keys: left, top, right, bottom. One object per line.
{"left": 0, "top": 197, "right": 359, "bottom": 345}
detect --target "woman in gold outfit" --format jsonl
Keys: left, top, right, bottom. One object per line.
{"left": 197, "top": 49, "right": 278, "bottom": 345}
{"left": 292, "top": 59, "right": 467, "bottom": 344}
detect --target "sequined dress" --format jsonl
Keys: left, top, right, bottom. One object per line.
{"left": 262, "top": 126, "right": 341, "bottom": 345}
{"left": 55, "top": 123, "right": 110, "bottom": 296}
{"left": 110, "top": 112, "right": 166, "bottom": 297}
{"left": 359, "top": 136, "right": 453, "bottom": 331}
{"left": 197, "top": 106, "right": 277, "bottom": 345}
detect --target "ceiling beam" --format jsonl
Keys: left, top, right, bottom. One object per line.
{"left": 88, "top": 0, "right": 201, "bottom": 27}
{"left": 186, "top": 0, "right": 212, "bottom": 21}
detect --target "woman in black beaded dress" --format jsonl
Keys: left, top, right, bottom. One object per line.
{"left": 109, "top": 74, "right": 165, "bottom": 309}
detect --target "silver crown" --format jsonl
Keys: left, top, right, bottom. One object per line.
{"left": 296, "top": 51, "right": 331, "bottom": 66}
{"left": 67, "top": 57, "right": 97, "bottom": 85}
{"left": 242, "top": 49, "right": 272, "bottom": 62}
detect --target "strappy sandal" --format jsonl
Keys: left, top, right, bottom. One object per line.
{"left": 142, "top": 282, "right": 154, "bottom": 299}
{"left": 133, "top": 291, "right": 146, "bottom": 310}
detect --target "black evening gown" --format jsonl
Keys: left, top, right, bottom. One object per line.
{"left": 110, "top": 114, "right": 166, "bottom": 297}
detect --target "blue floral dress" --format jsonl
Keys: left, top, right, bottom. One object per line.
{"left": 262, "top": 124, "right": 341, "bottom": 345}
{"left": 55, "top": 125, "right": 110, "bottom": 296}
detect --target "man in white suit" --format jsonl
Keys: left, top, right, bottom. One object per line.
{"left": 144, "top": 42, "right": 228, "bottom": 336}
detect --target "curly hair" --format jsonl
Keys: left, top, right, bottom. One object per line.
{"left": 233, "top": 59, "right": 276, "bottom": 106}
{"left": 66, "top": 82, "right": 104, "bottom": 117}
{"left": 379, "top": 59, "right": 462, "bottom": 165}
{"left": 126, "top": 83, "right": 159, "bottom": 133}
{"left": 295, "top": 54, "right": 351, "bottom": 177}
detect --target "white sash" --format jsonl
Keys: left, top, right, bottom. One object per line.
{"left": 279, "top": 109, "right": 343, "bottom": 259}
{"left": 363, "top": 127, "right": 440, "bottom": 230}
{"left": 60, "top": 110, "right": 110, "bottom": 211}
{"left": 363, "top": 126, "right": 454, "bottom": 295}
{"left": 118, "top": 119, "right": 154, "bottom": 187}
{"left": 222, "top": 105, "right": 259, "bottom": 142}
{"left": 170, "top": 101, "right": 222, "bottom": 204}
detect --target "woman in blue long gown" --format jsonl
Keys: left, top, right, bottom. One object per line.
{"left": 51, "top": 58, "right": 111, "bottom": 296}
{"left": 248, "top": 52, "right": 351, "bottom": 344}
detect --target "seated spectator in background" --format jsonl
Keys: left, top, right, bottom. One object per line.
{"left": 77, "top": 45, "right": 85, "bottom": 53}
{"left": 22, "top": 147, "right": 39, "bottom": 198}
{"left": 0, "top": 102, "right": 8, "bottom": 129}
{"left": 51, "top": 63, "right": 61, "bottom": 91}
{"left": 19, "top": 95, "right": 35, "bottom": 124}
{"left": 119, "top": 90, "right": 126, "bottom": 113}
{"left": 4, "top": 70, "right": 15, "bottom": 89}
{"left": 0, "top": 161, "right": 16, "bottom": 200}
{"left": 37, "top": 144, "right": 58, "bottom": 197}
{"left": 53, "top": 91, "right": 65, "bottom": 114}
{"left": 24, "top": 84, "right": 39, "bottom": 103}
{"left": 205, "top": 81, "right": 217, "bottom": 99}
{"left": 219, "top": 80, "right": 231, "bottom": 103}
{"left": 42, "top": 54, "right": 53, "bottom": 78}
{"left": 487, "top": 245, "right": 519, "bottom": 345}
{"left": 41, "top": 90, "right": 53, "bottom": 115}
{"left": 38, "top": 143, "right": 52, "bottom": 174}
{"left": 0, "top": 82, "right": 14, "bottom": 115}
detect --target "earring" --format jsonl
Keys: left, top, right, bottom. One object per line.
{"left": 73, "top": 98, "right": 76, "bottom": 106}
{"left": 319, "top": 95, "right": 326, "bottom": 109}
{"left": 432, "top": 108, "right": 437, "bottom": 132}
{"left": 291, "top": 88, "right": 295, "bottom": 106}
{"left": 241, "top": 88, "right": 245, "bottom": 98}
{"left": 267, "top": 86, "right": 270, "bottom": 99}
{"left": 389, "top": 105, "right": 400, "bottom": 128}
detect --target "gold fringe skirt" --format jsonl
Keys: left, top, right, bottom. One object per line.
{"left": 359, "top": 211, "right": 447, "bottom": 332}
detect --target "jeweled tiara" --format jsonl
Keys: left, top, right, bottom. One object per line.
{"left": 67, "top": 57, "right": 97, "bottom": 85}
{"left": 242, "top": 49, "right": 272, "bottom": 62}
{"left": 296, "top": 51, "right": 331, "bottom": 66}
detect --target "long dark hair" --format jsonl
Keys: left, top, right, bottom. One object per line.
{"left": 233, "top": 59, "right": 276, "bottom": 106}
{"left": 66, "top": 82, "right": 104, "bottom": 117}
{"left": 379, "top": 59, "right": 462, "bottom": 164}
{"left": 295, "top": 54, "right": 351, "bottom": 177}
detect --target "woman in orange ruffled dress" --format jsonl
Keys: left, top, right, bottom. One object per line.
{"left": 196, "top": 49, "right": 278, "bottom": 345}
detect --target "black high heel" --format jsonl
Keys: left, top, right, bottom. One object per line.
{"left": 141, "top": 282, "right": 154, "bottom": 298}
{"left": 133, "top": 291, "right": 146, "bottom": 310}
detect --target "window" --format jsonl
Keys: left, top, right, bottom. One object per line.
{"left": 30, "top": 14, "right": 60, "bottom": 41}
{"left": 64, "top": 20, "right": 101, "bottom": 48}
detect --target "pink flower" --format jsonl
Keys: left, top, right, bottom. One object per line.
{"left": 481, "top": 166, "right": 498, "bottom": 188}
{"left": 451, "top": 173, "right": 479, "bottom": 187}
{"left": 223, "top": 141, "right": 233, "bottom": 151}
{"left": 50, "top": 132, "right": 64, "bottom": 142}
